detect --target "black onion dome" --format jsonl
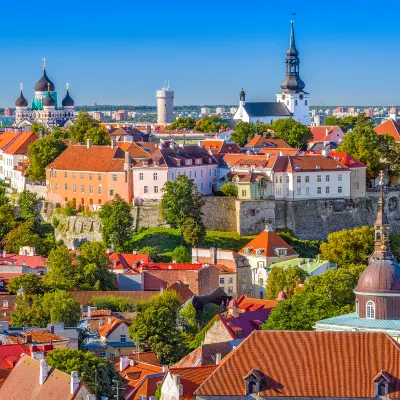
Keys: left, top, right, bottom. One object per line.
{"left": 356, "top": 258, "right": 400, "bottom": 294}
{"left": 15, "top": 91, "right": 28, "bottom": 107}
{"left": 280, "top": 75, "right": 306, "bottom": 92}
{"left": 35, "top": 69, "right": 55, "bottom": 92}
{"left": 43, "top": 93, "right": 55, "bottom": 107}
{"left": 62, "top": 90, "right": 74, "bottom": 107}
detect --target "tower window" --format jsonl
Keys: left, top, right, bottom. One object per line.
{"left": 295, "top": 100, "right": 298, "bottom": 106}
{"left": 305, "top": 100, "right": 308, "bottom": 106}
{"left": 366, "top": 301, "right": 375, "bottom": 319}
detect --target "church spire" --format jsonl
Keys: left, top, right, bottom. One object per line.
{"left": 280, "top": 20, "right": 305, "bottom": 94}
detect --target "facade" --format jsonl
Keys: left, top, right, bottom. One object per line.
{"left": 132, "top": 143, "right": 219, "bottom": 201}
{"left": 14, "top": 61, "right": 74, "bottom": 127}
{"left": 239, "top": 226, "right": 298, "bottom": 299}
{"left": 46, "top": 140, "right": 133, "bottom": 210}
{"left": 192, "top": 248, "right": 253, "bottom": 297}
{"left": 234, "top": 21, "right": 310, "bottom": 125}
{"left": 307, "top": 125, "right": 345, "bottom": 148}
{"left": 315, "top": 175, "right": 400, "bottom": 338}
{"left": 157, "top": 84, "right": 174, "bottom": 125}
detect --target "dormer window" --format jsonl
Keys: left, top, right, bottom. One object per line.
{"left": 373, "top": 370, "right": 391, "bottom": 398}
{"left": 275, "top": 248, "right": 288, "bottom": 256}
{"left": 366, "top": 301, "right": 375, "bottom": 319}
{"left": 243, "top": 369, "right": 263, "bottom": 395}
{"left": 185, "top": 159, "right": 192, "bottom": 166}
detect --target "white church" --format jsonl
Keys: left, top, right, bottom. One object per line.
{"left": 234, "top": 21, "right": 310, "bottom": 126}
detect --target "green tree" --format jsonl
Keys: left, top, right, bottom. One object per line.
{"left": 0, "top": 204, "right": 18, "bottom": 242}
{"left": 42, "top": 291, "right": 81, "bottom": 326}
{"left": 160, "top": 175, "right": 205, "bottom": 245}
{"left": 231, "top": 122, "right": 256, "bottom": 146}
{"left": 0, "top": 186, "right": 8, "bottom": 206}
{"left": 171, "top": 246, "right": 191, "bottom": 263}
{"left": 378, "top": 134, "right": 400, "bottom": 185}
{"left": 195, "top": 116, "right": 228, "bottom": 133}
{"left": 266, "top": 265, "right": 308, "bottom": 300}
{"left": 165, "top": 117, "right": 196, "bottom": 130}
{"left": 90, "top": 295, "right": 144, "bottom": 312}
{"left": 179, "top": 301, "right": 199, "bottom": 338}
{"left": 47, "top": 348, "right": 123, "bottom": 398}
{"left": 138, "top": 246, "right": 159, "bottom": 261}
{"left": 129, "top": 291, "right": 189, "bottom": 364}
{"left": 390, "top": 233, "right": 400, "bottom": 259}
{"left": 18, "top": 190, "right": 38, "bottom": 221}
{"left": 272, "top": 119, "right": 313, "bottom": 149}
{"left": 7, "top": 274, "right": 44, "bottom": 295}
{"left": 3, "top": 222, "right": 42, "bottom": 255}
{"left": 67, "top": 110, "right": 104, "bottom": 144}
{"left": 84, "top": 126, "right": 111, "bottom": 145}
{"left": 26, "top": 137, "right": 67, "bottom": 181}
{"left": 220, "top": 182, "right": 238, "bottom": 197}
{"left": 320, "top": 226, "right": 374, "bottom": 267}
{"left": 11, "top": 294, "right": 48, "bottom": 327}
{"left": 198, "top": 303, "right": 221, "bottom": 326}
{"left": 99, "top": 194, "right": 133, "bottom": 251}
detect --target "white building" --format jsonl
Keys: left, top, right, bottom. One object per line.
{"left": 234, "top": 21, "right": 310, "bottom": 125}
{"left": 215, "top": 107, "right": 225, "bottom": 114}
{"left": 201, "top": 107, "right": 211, "bottom": 115}
{"left": 157, "top": 82, "right": 174, "bottom": 125}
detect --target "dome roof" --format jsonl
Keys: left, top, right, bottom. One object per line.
{"left": 280, "top": 75, "right": 306, "bottom": 92}
{"left": 277, "top": 290, "right": 287, "bottom": 300}
{"left": 15, "top": 91, "right": 28, "bottom": 107}
{"left": 43, "top": 93, "right": 55, "bottom": 107}
{"left": 356, "top": 258, "right": 400, "bottom": 294}
{"left": 228, "top": 298, "right": 238, "bottom": 308}
{"left": 35, "top": 69, "right": 55, "bottom": 92}
{"left": 62, "top": 90, "right": 74, "bottom": 107}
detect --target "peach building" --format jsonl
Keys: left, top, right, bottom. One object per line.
{"left": 46, "top": 140, "right": 132, "bottom": 210}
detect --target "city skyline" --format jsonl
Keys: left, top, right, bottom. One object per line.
{"left": 2, "top": 1, "right": 400, "bottom": 107}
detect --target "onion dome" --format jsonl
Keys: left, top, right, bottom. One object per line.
{"left": 62, "top": 85, "right": 74, "bottom": 107}
{"left": 15, "top": 85, "right": 28, "bottom": 107}
{"left": 277, "top": 290, "right": 287, "bottom": 300}
{"left": 228, "top": 298, "right": 238, "bottom": 308}
{"left": 43, "top": 92, "right": 55, "bottom": 107}
{"left": 35, "top": 61, "right": 55, "bottom": 92}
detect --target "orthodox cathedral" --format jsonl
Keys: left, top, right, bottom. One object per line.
{"left": 234, "top": 21, "right": 310, "bottom": 125}
{"left": 14, "top": 60, "right": 75, "bottom": 127}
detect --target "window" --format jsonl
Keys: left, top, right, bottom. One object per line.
{"left": 248, "top": 382, "right": 257, "bottom": 395}
{"left": 81, "top": 185, "right": 84, "bottom": 193}
{"left": 89, "top": 185, "right": 93, "bottom": 194}
{"left": 64, "top": 171, "right": 67, "bottom": 178}
{"left": 305, "top": 176, "right": 309, "bottom": 183}
{"left": 189, "top": 171, "right": 192, "bottom": 178}
{"left": 89, "top": 173, "right": 92, "bottom": 180}
{"left": 242, "top": 190, "right": 247, "bottom": 197}
{"left": 317, "top": 175, "right": 321, "bottom": 182}
{"left": 80, "top": 173, "right": 84, "bottom": 179}
{"left": 279, "top": 176, "right": 282, "bottom": 183}
{"left": 120, "top": 335, "right": 126, "bottom": 343}
{"left": 153, "top": 173, "right": 158, "bottom": 180}
{"left": 99, "top": 352, "right": 106, "bottom": 358}
{"left": 73, "top": 184, "right": 76, "bottom": 193}
{"left": 305, "top": 100, "right": 308, "bottom": 106}
{"left": 64, "top": 183, "right": 68, "bottom": 190}
{"left": 172, "top": 172, "right": 175, "bottom": 180}
{"left": 201, "top": 170, "right": 203, "bottom": 177}
{"left": 354, "top": 170, "right": 359, "bottom": 178}
{"left": 109, "top": 353, "right": 115, "bottom": 358}
{"left": 55, "top": 184, "right": 58, "bottom": 190}
{"left": 286, "top": 188, "right": 289, "bottom": 196}
{"left": 228, "top": 286, "right": 233, "bottom": 294}
{"left": 275, "top": 188, "right": 282, "bottom": 195}
{"left": 297, "top": 176, "right": 301, "bottom": 183}
{"left": 275, "top": 176, "right": 278, "bottom": 183}
{"left": 297, "top": 188, "right": 301, "bottom": 195}
{"left": 98, "top": 185, "right": 102, "bottom": 194}
{"left": 326, "top": 187, "right": 330, "bottom": 194}
{"left": 214, "top": 169, "right": 217, "bottom": 176}
{"left": 317, "top": 187, "right": 321, "bottom": 194}
{"left": 144, "top": 186, "right": 148, "bottom": 194}
{"left": 338, "top": 186, "right": 342, "bottom": 193}
{"left": 366, "top": 301, "right": 375, "bottom": 319}
{"left": 338, "top": 174, "right": 342, "bottom": 182}
{"left": 286, "top": 176, "right": 289, "bottom": 183}
{"left": 228, "top": 277, "right": 233, "bottom": 284}
{"left": 109, "top": 190, "right": 114, "bottom": 196}
{"left": 305, "top": 187, "right": 310, "bottom": 195}
{"left": 326, "top": 175, "right": 330, "bottom": 182}
{"left": 209, "top": 170, "right": 211, "bottom": 177}
{"left": 98, "top": 173, "right": 102, "bottom": 180}
{"left": 139, "top": 173, "right": 143, "bottom": 180}
{"left": 2, "top": 300, "right": 8, "bottom": 308}
{"left": 112, "top": 174, "right": 117, "bottom": 181}
{"left": 220, "top": 278, "right": 225, "bottom": 284}
{"left": 354, "top": 182, "right": 359, "bottom": 189}
{"left": 295, "top": 99, "right": 298, "bottom": 106}
{"left": 154, "top": 186, "right": 158, "bottom": 193}
{"left": 72, "top": 172, "right": 76, "bottom": 179}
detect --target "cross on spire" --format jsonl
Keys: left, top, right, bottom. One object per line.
{"left": 47, "top": 82, "right": 51, "bottom": 92}
{"left": 66, "top": 83, "right": 70, "bottom": 91}
{"left": 20, "top": 83, "right": 23, "bottom": 93}
{"left": 43, "top": 58, "right": 46, "bottom": 70}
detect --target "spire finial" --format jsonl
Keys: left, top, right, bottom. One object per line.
{"left": 43, "top": 57, "right": 46, "bottom": 70}
{"left": 20, "top": 83, "right": 23, "bottom": 93}
{"left": 66, "top": 83, "right": 70, "bottom": 92}
{"left": 47, "top": 82, "right": 51, "bottom": 92}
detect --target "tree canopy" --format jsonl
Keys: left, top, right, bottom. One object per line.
{"left": 99, "top": 194, "right": 133, "bottom": 252}
{"left": 7, "top": 274, "right": 44, "bottom": 295}
{"left": 324, "top": 115, "right": 358, "bottom": 132}
{"left": 266, "top": 265, "right": 308, "bottom": 300}
{"left": 18, "top": 190, "right": 38, "bottom": 221}
{"left": 165, "top": 117, "right": 196, "bottom": 130}
{"left": 194, "top": 116, "right": 228, "bottom": 133}
{"left": 272, "top": 119, "right": 313, "bottom": 149}
{"left": 220, "top": 182, "right": 238, "bottom": 197}
{"left": 171, "top": 245, "right": 191, "bottom": 263}
{"left": 231, "top": 122, "right": 256, "bottom": 146}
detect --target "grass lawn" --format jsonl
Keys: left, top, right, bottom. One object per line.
{"left": 129, "top": 227, "right": 256, "bottom": 261}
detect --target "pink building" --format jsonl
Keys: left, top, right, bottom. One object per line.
{"left": 132, "top": 142, "right": 219, "bottom": 201}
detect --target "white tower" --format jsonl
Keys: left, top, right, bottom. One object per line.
{"left": 156, "top": 81, "right": 174, "bottom": 125}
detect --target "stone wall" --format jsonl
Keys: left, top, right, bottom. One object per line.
{"left": 202, "top": 197, "right": 237, "bottom": 232}
{"left": 132, "top": 201, "right": 169, "bottom": 230}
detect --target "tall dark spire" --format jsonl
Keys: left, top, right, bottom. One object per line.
{"left": 239, "top": 88, "right": 245, "bottom": 102}
{"left": 280, "top": 20, "right": 305, "bottom": 94}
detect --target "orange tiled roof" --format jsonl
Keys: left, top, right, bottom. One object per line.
{"left": 308, "top": 125, "right": 344, "bottom": 143}
{"left": 169, "top": 365, "right": 217, "bottom": 400}
{"left": 375, "top": 119, "right": 400, "bottom": 141}
{"left": 108, "top": 252, "right": 150, "bottom": 270}
{"left": 223, "top": 154, "right": 276, "bottom": 169}
{"left": 272, "top": 154, "right": 349, "bottom": 172}
{"left": 166, "top": 281, "right": 195, "bottom": 303}
{"left": 3, "top": 132, "right": 37, "bottom": 155}
{"left": 115, "top": 142, "right": 150, "bottom": 159}
{"left": 0, "top": 132, "right": 20, "bottom": 151}
{"left": 202, "top": 140, "right": 241, "bottom": 154}
{"left": 5, "top": 330, "right": 65, "bottom": 345}
{"left": 237, "top": 295, "right": 278, "bottom": 311}
{"left": 99, "top": 317, "right": 128, "bottom": 338}
{"left": 195, "top": 331, "right": 400, "bottom": 398}
{"left": 239, "top": 228, "right": 297, "bottom": 257}
{"left": 257, "top": 147, "right": 299, "bottom": 156}
{"left": 244, "top": 135, "right": 293, "bottom": 149}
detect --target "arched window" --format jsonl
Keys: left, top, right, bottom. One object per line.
{"left": 356, "top": 299, "right": 359, "bottom": 316}
{"left": 366, "top": 301, "right": 375, "bottom": 319}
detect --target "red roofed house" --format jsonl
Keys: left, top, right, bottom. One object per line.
{"left": 202, "top": 299, "right": 276, "bottom": 345}
{"left": 107, "top": 249, "right": 151, "bottom": 274}
{"left": 46, "top": 140, "right": 133, "bottom": 210}
{"left": 0, "top": 344, "right": 28, "bottom": 388}
{"left": 0, "top": 130, "right": 37, "bottom": 192}
{"left": 0, "top": 354, "right": 94, "bottom": 400}
{"left": 244, "top": 135, "right": 293, "bottom": 152}
{"left": 375, "top": 119, "right": 400, "bottom": 143}
{"left": 194, "top": 331, "right": 400, "bottom": 400}
{"left": 239, "top": 225, "right": 298, "bottom": 299}
{"left": 201, "top": 139, "right": 241, "bottom": 155}
{"left": 308, "top": 126, "right": 344, "bottom": 148}
{"left": 236, "top": 294, "right": 278, "bottom": 311}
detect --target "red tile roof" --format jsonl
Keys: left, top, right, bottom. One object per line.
{"left": 244, "top": 135, "right": 293, "bottom": 149}
{"left": 308, "top": 126, "right": 344, "bottom": 143}
{"left": 237, "top": 295, "right": 278, "bottom": 311}
{"left": 257, "top": 147, "right": 299, "bottom": 156}
{"left": 0, "top": 344, "right": 26, "bottom": 370}
{"left": 272, "top": 154, "right": 349, "bottom": 172}
{"left": 140, "top": 263, "right": 206, "bottom": 271}
{"left": 0, "top": 254, "right": 47, "bottom": 269}
{"left": 223, "top": 154, "right": 276, "bottom": 169}
{"left": 3, "top": 132, "right": 37, "bottom": 155}
{"left": 202, "top": 140, "right": 241, "bottom": 154}
{"left": 196, "top": 331, "right": 400, "bottom": 398}
{"left": 98, "top": 317, "right": 128, "bottom": 338}
{"left": 5, "top": 330, "right": 66, "bottom": 345}
{"left": 239, "top": 228, "right": 297, "bottom": 257}
{"left": 375, "top": 119, "right": 400, "bottom": 141}
{"left": 116, "top": 142, "right": 150, "bottom": 159}
{"left": 46, "top": 144, "right": 127, "bottom": 172}
{"left": 168, "top": 365, "right": 217, "bottom": 400}
{"left": 166, "top": 281, "right": 195, "bottom": 303}
{"left": 108, "top": 252, "right": 151, "bottom": 270}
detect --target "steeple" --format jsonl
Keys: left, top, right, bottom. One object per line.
{"left": 280, "top": 20, "right": 305, "bottom": 94}
{"left": 239, "top": 88, "right": 245, "bottom": 105}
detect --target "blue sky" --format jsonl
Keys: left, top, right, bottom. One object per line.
{"left": 1, "top": 0, "right": 400, "bottom": 106}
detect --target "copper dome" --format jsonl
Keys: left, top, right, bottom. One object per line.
{"left": 356, "top": 259, "right": 400, "bottom": 294}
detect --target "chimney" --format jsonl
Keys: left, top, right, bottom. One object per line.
{"left": 215, "top": 353, "right": 222, "bottom": 364}
{"left": 108, "top": 316, "right": 112, "bottom": 325}
{"left": 124, "top": 151, "right": 131, "bottom": 171}
{"left": 132, "top": 250, "right": 138, "bottom": 255}
{"left": 39, "top": 359, "right": 48, "bottom": 385}
{"left": 325, "top": 128, "right": 329, "bottom": 136}
{"left": 119, "top": 356, "right": 129, "bottom": 372}
{"left": 87, "top": 306, "right": 92, "bottom": 318}
{"left": 162, "top": 365, "right": 169, "bottom": 372}
{"left": 279, "top": 150, "right": 284, "bottom": 156}
{"left": 111, "top": 139, "right": 116, "bottom": 149}
{"left": 210, "top": 247, "right": 217, "bottom": 264}
{"left": 87, "top": 139, "right": 93, "bottom": 149}
{"left": 50, "top": 325, "right": 54, "bottom": 334}
{"left": 321, "top": 149, "right": 328, "bottom": 158}
{"left": 70, "top": 371, "right": 79, "bottom": 395}
{"left": 25, "top": 333, "right": 32, "bottom": 344}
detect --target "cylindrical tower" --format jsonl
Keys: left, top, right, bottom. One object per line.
{"left": 156, "top": 83, "right": 174, "bottom": 125}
